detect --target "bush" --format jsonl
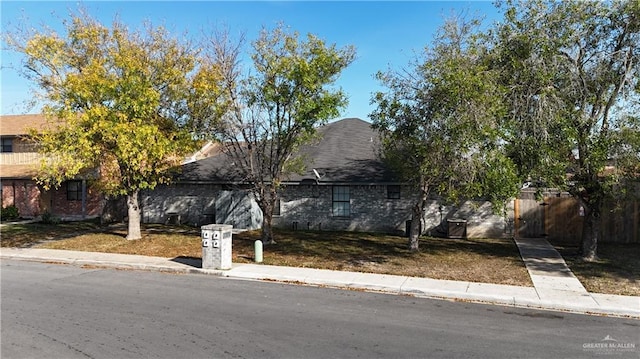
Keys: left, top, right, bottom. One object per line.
{"left": 1, "top": 205, "right": 20, "bottom": 221}
{"left": 41, "top": 211, "right": 61, "bottom": 225}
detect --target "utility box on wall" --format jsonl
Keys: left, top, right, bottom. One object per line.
{"left": 201, "top": 224, "right": 233, "bottom": 270}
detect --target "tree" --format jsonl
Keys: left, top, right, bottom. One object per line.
{"left": 371, "top": 16, "right": 519, "bottom": 251}
{"left": 200, "top": 25, "right": 356, "bottom": 244}
{"left": 493, "top": 0, "right": 639, "bottom": 260}
{"left": 6, "top": 12, "right": 203, "bottom": 239}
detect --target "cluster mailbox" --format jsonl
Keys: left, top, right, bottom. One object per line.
{"left": 201, "top": 224, "right": 233, "bottom": 270}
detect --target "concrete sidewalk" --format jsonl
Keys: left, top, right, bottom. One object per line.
{"left": 1, "top": 239, "right": 638, "bottom": 319}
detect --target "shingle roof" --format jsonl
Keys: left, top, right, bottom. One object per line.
{"left": 177, "top": 118, "right": 398, "bottom": 184}
{"left": 177, "top": 152, "right": 239, "bottom": 183}
{"left": 288, "top": 118, "right": 397, "bottom": 183}
{"left": 0, "top": 114, "right": 52, "bottom": 136}
{"left": 0, "top": 164, "right": 38, "bottom": 179}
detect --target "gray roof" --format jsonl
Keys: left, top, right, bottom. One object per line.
{"left": 177, "top": 118, "right": 398, "bottom": 184}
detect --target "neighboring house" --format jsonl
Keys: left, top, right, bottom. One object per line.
{"left": 142, "top": 118, "right": 514, "bottom": 238}
{"left": 0, "top": 114, "right": 103, "bottom": 220}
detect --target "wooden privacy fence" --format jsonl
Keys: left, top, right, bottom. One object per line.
{"left": 515, "top": 190, "right": 639, "bottom": 244}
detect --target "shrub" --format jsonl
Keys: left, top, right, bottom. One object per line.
{"left": 41, "top": 211, "right": 61, "bottom": 225}
{"left": 1, "top": 205, "right": 20, "bottom": 221}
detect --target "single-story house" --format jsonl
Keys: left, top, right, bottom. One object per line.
{"left": 142, "top": 118, "right": 514, "bottom": 238}
{"left": 0, "top": 114, "right": 103, "bottom": 220}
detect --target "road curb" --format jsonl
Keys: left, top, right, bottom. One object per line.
{"left": 2, "top": 252, "right": 638, "bottom": 319}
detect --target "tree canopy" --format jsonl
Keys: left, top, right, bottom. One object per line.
{"left": 200, "top": 24, "right": 356, "bottom": 243}
{"left": 6, "top": 12, "right": 205, "bottom": 239}
{"left": 372, "top": 0, "right": 639, "bottom": 256}
{"left": 371, "top": 16, "right": 519, "bottom": 251}
{"left": 493, "top": 0, "right": 639, "bottom": 259}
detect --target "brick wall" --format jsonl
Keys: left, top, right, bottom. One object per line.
{"left": 49, "top": 182, "right": 103, "bottom": 218}
{"left": 1, "top": 180, "right": 41, "bottom": 218}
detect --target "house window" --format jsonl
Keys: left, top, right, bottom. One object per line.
{"left": 67, "top": 180, "right": 82, "bottom": 201}
{"left": 1, "top": 138, "right": 13, "bottom": 153}
{"left": 273, "top": 198, "right": 281, "bottom": 216}
{"left": 332, "top": 186, "right": 350, "bottom": 217}
{"left": 387, "top": 185, "right": 401, "bottom": 199}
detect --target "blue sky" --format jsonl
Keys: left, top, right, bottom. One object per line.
{"left": 1, "top": 1, "right": 504, "bottom": 120}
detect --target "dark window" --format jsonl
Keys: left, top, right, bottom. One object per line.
{"left": 1, "top": 138, "right": 13, "bottom": 153}
{"left": 67, "top": 181, "right": 82, "bottom": 201}
{"left": 332, "top": 186, "right": 350, "bottom": 217}
{"left": 273, "top": 198, "right": 281, "bottom": 216}
{"left": 387, "top": 185, "right": 401, "bottom": 199}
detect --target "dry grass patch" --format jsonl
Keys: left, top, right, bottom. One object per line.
{"left": 37, "top": 224, "right": 203, "bottom": 259}
{"left": 232, "top": 230, "right": 531, "bottom": 287}
{"left": 5, "top": 221, "right": 637, "bottom": 296}
{"left": 554, "top": 243, "right": 640, "bottom": 296}
{"left": 1, "top": 219, "right": 103, "bottom": 248}
{"left": 3, "top": 222, "right": 531, "bottom": 286}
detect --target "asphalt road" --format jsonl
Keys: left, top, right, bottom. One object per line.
{"left": 1, "top": 260, "right": 638, "bottom": 359}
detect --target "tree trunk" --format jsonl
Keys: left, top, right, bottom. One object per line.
{"left": 408, "top": 204, "right": 422, "bottom": 251}
{"left": 126, "top": 190, "right": 142, "bottom": 240}
{"left": 408, "top": 183, "right": 429, "bottom": 252}
{"left": 261, "top": 213, "right": 274, "bottom": 244}
{"left": 260, "top": 193, "right": 276, "bottom": 244}
{"left": 580, "top": 202, "right": 600, "bottom": 261}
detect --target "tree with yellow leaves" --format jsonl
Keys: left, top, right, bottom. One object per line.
{"left": 6, "top": 12, "right": 220, "bottom": 239}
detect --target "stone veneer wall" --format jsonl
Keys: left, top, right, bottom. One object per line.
{"left": 142, "top": 182, "right": 514, "bottom": 238}
{"left": 273, "top": 184, "right": 415, "bottom": 234}
{"left": 273, "top": 184, "right": 513, "bottom": 237}
{"left": 142, "top": 183, "right": 218, "bottom": 226}
{"left": 142, "top": 183, "right": 262, "bottom": 229}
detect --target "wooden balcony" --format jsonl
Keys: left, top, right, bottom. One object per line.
{"left": 0, "top": 152, "right": 42, "bottom": 165}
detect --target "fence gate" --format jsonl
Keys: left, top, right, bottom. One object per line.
{"left": 545, "top": 196, "right": 583, "bottom": 244}
{"left": 515, "top": 196, "right": 545, "bottom": 238}
{"left": 516, "top": 191, "right": 638, "bottom": 244}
